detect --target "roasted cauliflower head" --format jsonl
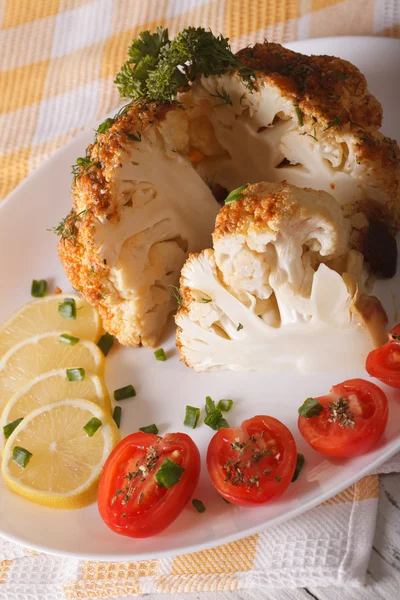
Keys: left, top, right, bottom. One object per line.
{"left": 176, "top": 182, "right": 388, "bottom": 373}
{"left": 57, "top": 28, "right": 399, "bottom": 347}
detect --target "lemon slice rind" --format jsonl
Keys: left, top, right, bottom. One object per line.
{"left": 0, "top": 369, "right": 111, "bottom": 453}
{"left": 0, "top": 294, "right": 102, "bottom": 357}
{"left": 0, "top": 331, "right": 105, "bottom": 417}
{"left": 1, "top": 398, "right": 120, "bottom": 509}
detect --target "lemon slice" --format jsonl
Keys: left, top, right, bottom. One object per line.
{"left": 0, "top": 294, "right": 102, "bottom": 357}
{"left": 2, "top": 399, "right": 120, "bottom": 509}
{"left": 0, "top": 332, "right": 104, "bottom": 416}
{"left": 0, "top": 369, "right": 111, "bottom": 452}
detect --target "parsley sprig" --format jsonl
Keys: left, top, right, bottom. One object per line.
{"left": 115, "top": 26, "right": 256, "bottom": 103}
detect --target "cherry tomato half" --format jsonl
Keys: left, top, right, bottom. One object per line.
{"left": 98, "top": 432, "right": 200, "bottom": 538}
{"left": 366, "top": 324, "right": 400, "bottom": 388}
{"left": 298, "top": 379, "right": 388, "bottom": 457}
{"left": 206, "top": 415, "right": 297, "bottom": 507}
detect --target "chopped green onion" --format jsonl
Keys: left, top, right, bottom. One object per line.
{"left": 154, "top": 348, "right": 167, "bottom": 361}
{"left": 192, "top": 499, "right": 206, "bottom": 513}
{"left": 217, "top": 399, "right": 233, "bottom": 412}
{"left": 225, "top": 184, "right": 249, "bottom": 205}
{"left": 291, "top": 453, "right": 305, "bottom": 482}
{"left": 112, "top": 406, "right": 122, "bottom": 428}
{"left": 3, "top": 418, "right": 23, "bottom": 439}
{"left": 31, "top": 279, "right": 47, "bottom": 297}
{"left": 204, "top": 409, "right": 229, "bottom": 430}
{"left": 114, "top": 385, "right": 136, "bottom": 401}
{"left": 205, "top": 396, "right": 215, "bottom": 415}
{"left": 298, "top": 397, "right": 324, "bottom": 418}
{"left": 59, "top": 333, "right": 79, "bottom": 345}
{"left": 184, "top": 406, "right": 200, "bottom": 429}
{"left": 155, "top": 458, "right": 185, "bottom": 489}
{"left": 139, "top": 424, "right": 159, "bottom": 435}
{"left": 83, "top": 417, "right": 102, "bottom": 437}
{"left": 66, "top": 368, "right": 85, "bottom": 382}
{"left": 97, "top": 332, "right": 114, "bottom": 356}
{"left": 58, "top": 297, "right": 76, "bottom": 320}
{"left": 12, "top": 446, "right": 32, "bottom": 468}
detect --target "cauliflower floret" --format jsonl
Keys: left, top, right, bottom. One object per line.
{"left": 58, "top": 103, "right": 219, "bottom": 347}
{"left": 176, "top": 182, "right": 387, "bottom": 372}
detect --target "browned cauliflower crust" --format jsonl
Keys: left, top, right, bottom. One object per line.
{"left": 234, "top": 42, "right": 399, "bottom": 227}
{"left": 58, "top": 40, "right": 399, "bottom": 348}
{"left": 176, "top": 182, "right": 387, "bottom": 373}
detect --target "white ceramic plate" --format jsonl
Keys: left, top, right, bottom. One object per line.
{"left": 0, "top": 36, "right": 399, "bottom": 560}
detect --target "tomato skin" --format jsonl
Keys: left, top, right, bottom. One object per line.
{"left": 366, "top": 325, "right": 400, "bottom": 388}
{"left": 298, "top": 379, "right": 388, "bottom": 458}
{"left": 98, "top": 432, "right": 200, "bottom": 538}
{"left": 206, "top": 416, "right": 297, "bottom": 507}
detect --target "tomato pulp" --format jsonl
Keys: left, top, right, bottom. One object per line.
{"left": 98, "top": 432, "right": 200, "bottom": 538}
{"left": 298, "top": 378, "right": 388, "bottom": 457}
{"left": 206, "top": 415, "right": 297, "bottom": 506}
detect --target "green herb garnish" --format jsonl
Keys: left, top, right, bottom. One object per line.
{"left": 96, "top": 117, "right": 114, "bottom": 135}
{"left": 66, "top": 368, "right": 85, "bottom": 382}
{"left": 139, "top": 424, "right": 159, "bottom": 434}
{"left": 3, "top": 418, "right": 23, "bottom": 439}
{"left": 200, "top": 298, "right": 212, "bottom": 303}
{"left": 83, "top": 417, "right": 102, "bottom": 437}
{"left": 294, "top": 105, "right": 304, "bottom": 126}
{"left": 115, "top": 27, "right": 255, "bottom": 104}
{"left": 59, "top": 333, "right": 79, "bottom": 346}
{"left": 209, "top": 88, "right": 233, "bottom": 106}
{"left": 217, "top": 399, "right": 233, "bottom": 412}
{"left": 154, "top": 348, "right": 167, "bottom": 361}
{"left": 112, "top": 406, "right": 122, "bottom": 428}
{"left": 12, "top": 446, "right": 32, "bottom": 468}
{"left": 155, "top": 458, "right": 185, "bottom": 489}
{"left": 192, "top": 499, "right": 206, "bottom": 513}
{"left": 327, "top": 397, "right": 355, "bottom": 428}
{"left": 184, "top": 406, "right": 200, "bottom": 429}
{"left": 114, "top": 385, "right": 136, "bottom": 401}
{"left": 97, "top": 332, "right": 114, "bottom": 356}
{"left": 236, "top": 323, "right": 243, "bottom": 331}
{"left": 298, "top": 397, "right": 324, "bottom": 418}
{"left": 323, "top": 109, "right": 344, "bottom": 131}
{"left": 291, "top": 453, "right": 305, "bottom": 482}
{"left": 71, "top": 151, "right": 99, "bottom": 181}
{"left": 225, "top": 184, "right": 249, "bottom": 205}
{"left": 31, "top": 279, "right": 47, "bottom": 298}
{"left": 169, "top": 285, "right": 182, "bottom": 308}
{"left": 58, "top": 297, "right": 76, "bottom": 320}
{"left": 50, "top": 208, "right": 88, "bottom": 244}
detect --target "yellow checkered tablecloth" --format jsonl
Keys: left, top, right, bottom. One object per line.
{"left": 0, "top": 0, "right": 399, "bottom": 201}
{"left": 0, "top": 1, "right": 399, "bottom": 598}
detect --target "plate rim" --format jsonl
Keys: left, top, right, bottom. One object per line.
{"left": 0, "top": 35, "right": 399, "bottom": 561}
